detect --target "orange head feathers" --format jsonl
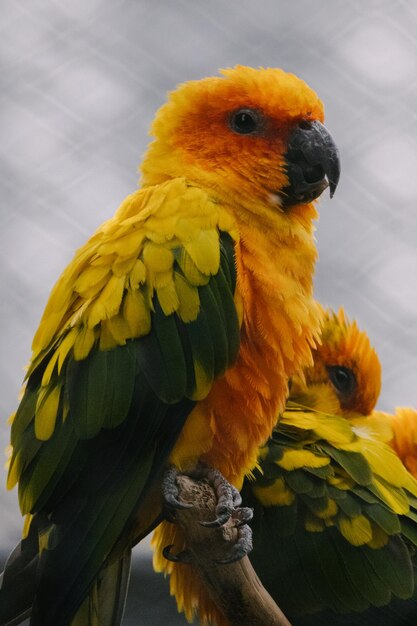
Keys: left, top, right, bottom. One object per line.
{"left": 141, "top": 66, "right": 339, "bottom": 212}
{"left": 291, "top": 307, "right": 382, "bottom": 418}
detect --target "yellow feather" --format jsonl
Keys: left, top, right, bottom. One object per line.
{"left": 35, "top": 386, "right": 61, "bottom": 441}
{"left": 73, "top": 326, "right": 96, "bottom": 360}
{"left": 192, "top": 362, "right": 213, "bottom": 401}
{"left": 41, "top": 350, "right": 60, "bottom": 386}
{"left": 283, "top": 406, "right": 355, "bottom": 445}
{"left": 74, "top": 266, "right": 110, "bottom": 297}
{"left": 173, "top": 217, "right": 198, "bottom": 242}
{"left": 327, "top": 474, "right": 354, "bottom": 491}
{"left": 143, "top": 215, "right": 179, "bottom": 241}
{"left": 372, "top": 476, "right": 410, "bottom": 514}
{"left": 32, "top": 311, "right": 65, "bottom": 357}
{"left": 21, "top": 514, "right": 33, "bottom": 539}
{"left": 57, "top": 328, "right": 78, "bottom": 373}
{"left": 315, "top": 498, "right": 338, "bottom": 519}
{"left": 337, "top": 514, "right": 373, "bottom": 546}
{"left": 99, "top": 320, "right": 119, "bottom": 351}
{"left": 358, "top": 437, "right": 417, "bottom": 494}
{"left": 168, "top": 404, "right": 214, "bottom": 471}
{"left": 143, "top": 242, "right": 174, "bottom": 273}
{"left": 304, "top": 514, "right": 325, "bottom": 533}
{"left": 176, "top": 249, "right": 210, "bottom": 286}
{"left": 252, "top": 478, "right": 295, "bottom": 506}
{"left": 129, "top": 260, "right": 146, "bottom": 289}
{"left": 90, "top": 253, "right": 116, "bottom": 267}
{"left": 123, "top": 290, "right": 151, "bottom": 338}
{"left": 157, "top": 283, "right": 180, "bottom": 316}
{"left": 6, "top": 450, "right": 20, "bottom": 490}
{"left": 87, "top": 275, "right": 125, "bottom": 328}
{"left": 184, "top": 229, "right": 220, "bottom": 275}
{"left": 151, "top": 269, "right": 174, "bottom": 289}
{"left": 111, "top": 256, "right": 137, "bottom": 278}
{"left": 106, "top": 314, "right": 131, "bottom": 344}
{"left": 175, "top": 273, "right": 200, "bottom": 322}
{"left": 99, "top": 230, "right": 143, "bottom": 258}
{"left": 67, "top": 300, "right": 91, "bottom": 329}
{"left": 278, "top": 448, "right": 330, "bottom": 471}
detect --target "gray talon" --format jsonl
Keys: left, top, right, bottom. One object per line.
{"left": 199, "top": 505, "right": 233, "bottom": 528}
{"left": 162, "top": 465, "right": 193, "bottom": 511}
{"left": 162, "top": 544, "right": 193, "bottom": 564}
{"left": 215, "top": 524, "right": 253, "bottom": 564}
{"left": 232, "top": 506, "right": 253, "bottom": 528}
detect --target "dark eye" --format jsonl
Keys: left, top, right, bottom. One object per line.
{"left": 230, "top": 109, "right": 261, "bottom": 135}
{"left": 327, "top": 366, "right": 357, "bottom": 396}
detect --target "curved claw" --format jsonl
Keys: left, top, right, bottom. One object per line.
{"left": 215, "top": 524, "right": 253, "bottom": 565}
{"left": 232, "top": 506, "right": 253, "bottom": 528}
{"left": 199, "top": 505, "right": 233, "bottom": 528}
{"left": 162, "top": 544, "right": 193, "bottom": 564}
{"left": 162, "top": 465, "right": 194, "bottom": 511}
{"left": 164, "top": 494, "right": 194, "bottom": 510}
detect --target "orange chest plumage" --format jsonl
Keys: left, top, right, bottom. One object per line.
{"left": 170, "top": 220, "right": 320, "bottom": 487}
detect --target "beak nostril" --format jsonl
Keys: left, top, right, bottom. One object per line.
{"left": 298, "top": 120, "right": 312, "bottom": 131}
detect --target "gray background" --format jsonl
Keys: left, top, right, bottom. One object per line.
{"left": 2, "top": 0, "right": 417, "bottom": 623}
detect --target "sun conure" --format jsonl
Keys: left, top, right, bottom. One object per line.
{"left": 152, "top": 308, "right": 417, "bottom": 626}
{"left": 0, "top": 66, "right": 340, "bottom": 626}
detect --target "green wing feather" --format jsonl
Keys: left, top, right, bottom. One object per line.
{"left": 3, "top": 179, "right": 240, "bottom": 626}
{"left": 244, "top": 403, "right": 417, "bottom": 621}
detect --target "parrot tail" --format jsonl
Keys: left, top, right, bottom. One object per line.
{"left": 0, "top": 514, "right": 43, "bottom": 626}
{"left": 0, "top": 518, "right": 131, "bottom": 626}
{"left": 69, "top": 552, "right": 132, "bottom": 626}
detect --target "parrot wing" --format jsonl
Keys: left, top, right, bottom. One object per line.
{"left": 291, "top": 567, "right": 417, "bottom": 625}
{"left": 244, "top": 402, "right": 417, "bottom": 619}
{"left": 4, "top": 178, "right": 240, "bottom": 625}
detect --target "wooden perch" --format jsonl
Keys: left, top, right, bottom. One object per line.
{"left": 175, "top": 475, "right": 292, "bottom": 626}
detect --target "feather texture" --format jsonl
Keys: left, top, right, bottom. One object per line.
{"left": 2, "top": 66, "right": 331, "bottom": 625}
{"left": 151, "top": 308, "right": 417, "bottom": 626}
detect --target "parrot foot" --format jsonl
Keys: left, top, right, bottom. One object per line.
{"left": 192, "top": 464, "right": 243, "bottom": 528}
{"left": 215, "top": 523, "right": 253, "bottom": 564}
{"left": 162, "top": 544, "right": 193, "bottom": 564}
{"left": 162, "top": 463, "right": 253, "bottom": 566}
{"left": 162, "top": 465, "right": 194, "bottom": 512}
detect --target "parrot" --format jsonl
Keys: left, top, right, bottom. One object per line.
{"left": 0, "top": 66, "right": 340, "bottom": 626}
{"left": 152, "top": 308, "right": 417, "bottom": 626}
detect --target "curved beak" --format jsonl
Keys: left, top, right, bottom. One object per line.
{"left": 280, "top": 120, "right": 340, "bottom": 206}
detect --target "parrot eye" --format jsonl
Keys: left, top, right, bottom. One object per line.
{"left": 327, "top": 365, "right": 357, "bottom": 396}
{"left": 230, "top": 109, "right": 262, "bottom": 135}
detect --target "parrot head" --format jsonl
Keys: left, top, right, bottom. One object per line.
{"left": 291, "top": 308, "right": 382, "bottom": 418}
{"left": 141, "top": 66, "right": 340, "bottom": 212}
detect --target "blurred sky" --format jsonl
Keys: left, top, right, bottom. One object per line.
{"left": 2, "top": 0, "right": 417, "bottom": 622}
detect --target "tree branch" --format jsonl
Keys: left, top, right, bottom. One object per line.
{"left": 175, "top": 475, "right": 292, "bottom": 626}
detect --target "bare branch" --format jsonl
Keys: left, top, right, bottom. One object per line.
{"left": 174, "top": 475, "right": 292, "bottom": 626}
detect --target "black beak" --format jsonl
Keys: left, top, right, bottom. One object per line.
{"left": 280, "top": 120, "right": 340, "bottom": 206}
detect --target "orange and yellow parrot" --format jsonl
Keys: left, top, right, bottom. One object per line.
{"left": 0, "top": 67, "right": 340, "bottom": 626}
{"left": 152, "top": 308, "right": 417, "bottom": 626}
